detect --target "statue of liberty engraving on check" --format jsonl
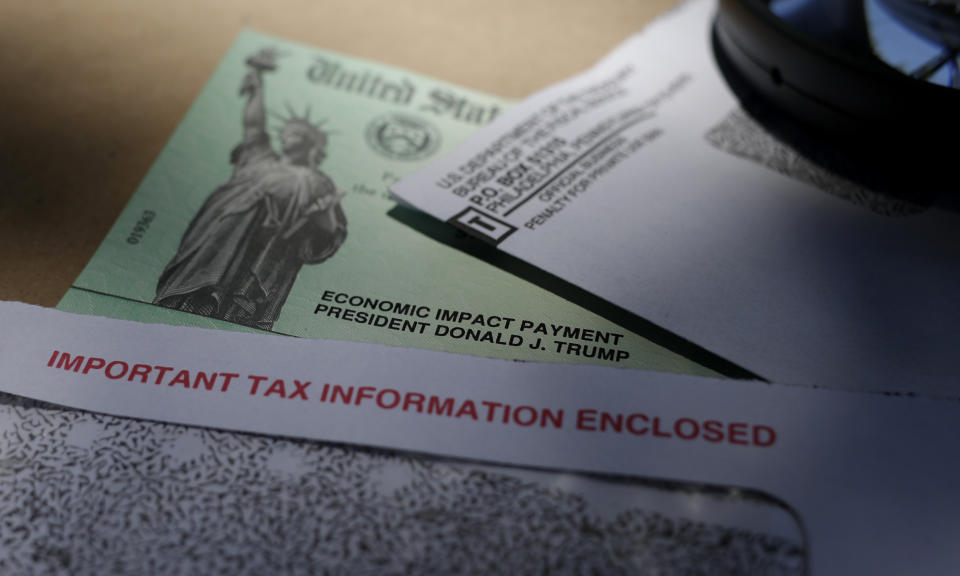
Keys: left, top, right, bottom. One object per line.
{"left": 154, "top": 48, "right": 347, "bottom": 331}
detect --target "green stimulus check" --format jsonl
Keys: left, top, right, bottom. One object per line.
{"left": 60, "top": 30, "right": 714, "bottom": 375}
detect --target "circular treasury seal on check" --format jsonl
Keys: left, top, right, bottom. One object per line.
{"left": 366, "top": 114, "right": 441, "bottom": 161}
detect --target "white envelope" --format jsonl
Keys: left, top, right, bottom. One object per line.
{"left": 391, "top": 0, "right": 960, "bottom": 395}
{"left": 2, "top": 301, "right": 960, "bottom": 575}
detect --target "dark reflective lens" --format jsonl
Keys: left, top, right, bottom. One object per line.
{"left": 769, "top": 0, "right": 960, "bottom": 87}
